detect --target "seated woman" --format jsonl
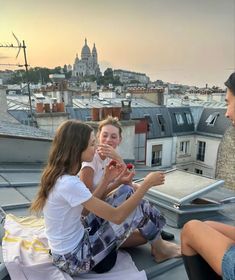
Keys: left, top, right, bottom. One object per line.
{"left": 80, "top": 116, "right": 180, "bottom": 262}
{"left": 31, "top": 120, "right": 176, "bottom": 276}
{"left": 180, "top": 72, "right": 235, "bottom": 280}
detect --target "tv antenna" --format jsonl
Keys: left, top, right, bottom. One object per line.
{"left": 0, "top": 33, "right": 34, "bottom": 125}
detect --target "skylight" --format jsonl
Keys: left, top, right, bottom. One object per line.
{"left": 205, "top": 112, "right": 219, "bottom": 126}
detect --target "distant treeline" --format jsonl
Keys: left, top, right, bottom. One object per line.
{"left": 8, "top": 67, "right": 123, "bottom": 86}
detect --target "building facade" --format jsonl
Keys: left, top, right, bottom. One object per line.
{"left": 72, "top": 39, "right": 101, "bottom": 78}
{"left": 113, "top": 69, "right": 150, "bottom": 84}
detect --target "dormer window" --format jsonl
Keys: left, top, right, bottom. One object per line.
{"left": 156, "top": 114, "right": 165, "bottom": 133}
{"left": 175, "top": 113, "right": 184, "bottom": 125}
{"left": 144, "top": 114, "right": 152, "bottom": 132}
{"left": 144, "top": 114, "right": 152, "bottom": 123}
{"left": 185, "top": 112, "right": 193, "bottom": 124}
{"left": 205, "top": 112, "right": 219, "bottom": 126}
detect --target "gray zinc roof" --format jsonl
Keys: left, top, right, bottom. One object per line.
{"left": 0, "top": 121, "right": 53, "bottom": 140}
{"left": 196, "top": 108, "right": 231, "bottom": 137}
{"left": 66, "top": 107, "right": 91, "bottom": 121}
{"left": 0, "top": 128, "right": 235, "bottom": 280}
{"left": 167, "top": 107, "right": 195, "bottom": 135}
{"left": 131, "top": 107, "right": 173, "bottom": 139}
{"left": 1, "top": 161, "right": 235, "bottom": 280}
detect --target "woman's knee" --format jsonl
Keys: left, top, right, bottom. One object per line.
{"left": 181, "top": 220, "right": 202, "bottom": 241}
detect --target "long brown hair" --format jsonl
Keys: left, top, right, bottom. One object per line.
{"left": 31, "top": 120, "right": 93, "bottom": 213}
{"left": 97, "top": 116, "right": 122, "bottom": 137}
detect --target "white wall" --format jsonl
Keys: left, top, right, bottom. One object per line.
{"left": 194, "top": 135, "right": 221, "bottom": 177}
{"left": 0, "top": 137, "right": 51, "bottom": 163}
{"left": 171, "top": 136, "right": 177, "bottom": 164}
{"left": 117, "top": 125, "right": 135, "bottom": 161}
{"left": 146, "top": 138, "right": 173, "bottom": 167}
{"left": 175, "top": 135, "right": 195, "bottom": 165}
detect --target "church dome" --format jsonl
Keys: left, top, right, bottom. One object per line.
{"left": 81, "top": 38, "right": 91, "bottom": 60}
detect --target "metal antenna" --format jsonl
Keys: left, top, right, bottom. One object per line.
{"left": 0, "top": 33, "right": 34, "bottom": 125}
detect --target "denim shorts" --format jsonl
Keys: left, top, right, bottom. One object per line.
{"left": 222, "top": 245, "right": 235, "bottom": 280}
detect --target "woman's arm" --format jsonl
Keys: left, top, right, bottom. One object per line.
{"left": 81, "top": 163, "right": 127, "bottom": 201}
{"left": 83, "top": 171, "right": 165, "bottom": 224}
{"left": 79, "top": 166, "right": 95, "bottom": 192}
{"left": 106, "top": 169, "right": 135, "bottom": 195}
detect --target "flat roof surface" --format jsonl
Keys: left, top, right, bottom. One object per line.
{"left": 0, "top": 163, "right": 235, "bottom": 280}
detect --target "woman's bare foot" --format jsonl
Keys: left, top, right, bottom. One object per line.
{"left": 151, "top": 238, "right": 181, "bottom": 263}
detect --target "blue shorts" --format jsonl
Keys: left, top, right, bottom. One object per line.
{"left": 222, "top": 245, "right": 235, "bottom": 280}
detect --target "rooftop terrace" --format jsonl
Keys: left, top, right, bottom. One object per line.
{"left": 0, "top": 162, "right": 235, "bottom": 280}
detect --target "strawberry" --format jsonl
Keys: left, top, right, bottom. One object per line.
{"left": 126, "top": 163, "right": 134, "bottom": 170}
{"left": 109, "top": 160, "right": 117, "bottom": 167}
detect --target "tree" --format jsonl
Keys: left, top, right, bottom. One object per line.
{"left": 104, "top": 68, "right": 113, "bottom": 79}
{"left": 96, "top": 68, "right": 122, "bottom": 86}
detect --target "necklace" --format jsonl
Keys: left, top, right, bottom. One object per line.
{"left": 101, "top": 157, "right": 109, "bottom": 170}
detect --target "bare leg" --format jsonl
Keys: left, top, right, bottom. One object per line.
{"left": 181, "top": 220, "right": 235, "bottom": 275}
{"left": 204, "top": 221, "right": 235, "bottom": 241}
{"left": 151, "top": 237, "right": 181, "bottom": 263}
{"left": 121, "top": 230, "right": 147, "bottom": 248}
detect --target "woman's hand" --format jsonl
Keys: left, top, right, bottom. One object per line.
{"left": 97, "top": 144, "right": 123, "bottom": 163}
{"left": 142, "top": 171, "right": 165, "bottom": 189}
{"left": 102, "top": 161, "right": 125, "bottom": 185}
{"left": 115, "top": 167, "right": 135, "bottom": 186}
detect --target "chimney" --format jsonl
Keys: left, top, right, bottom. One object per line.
{"left": 120, "top": 100, "right": 132, "bottom": 120}
{"left": 0, "top": 85, "right": 18, "bottom": 123}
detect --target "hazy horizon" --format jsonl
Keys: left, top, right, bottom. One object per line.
{"left": 1, "top": 0, "right": 235, "bottom": 87}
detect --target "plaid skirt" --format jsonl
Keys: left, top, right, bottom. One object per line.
{"left": 52, "top": 185, "right": 166, "bottom": 276}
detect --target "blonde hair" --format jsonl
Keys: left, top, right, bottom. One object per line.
{"left": 98, "top": 115, "right": 122, "bottom": 137}
{"left": 31, "top": 120, "right": 93, "bottom": 213}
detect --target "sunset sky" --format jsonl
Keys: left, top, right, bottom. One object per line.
{"left": 1, "top": 0, "right": 235, "bottom": 87}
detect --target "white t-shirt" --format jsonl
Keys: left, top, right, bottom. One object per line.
{"left": 43, "top": 175, "right": 92, "bottom": 255}
{"left": 81, "top": 151, "right": 110, "bottom": 188}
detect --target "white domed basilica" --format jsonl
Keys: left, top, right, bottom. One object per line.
{"left": 72, "top": 39, "right": 101, "bottom": 78}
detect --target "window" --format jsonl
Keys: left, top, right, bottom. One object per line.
{"left": 152, "top": 144, "right": 162, "bottom": 166}
{"left": 197, "top": 141, "right": 206, "bottom": 161}
{"left": 175, "top": 113, "right": 184, "bottom": 125}
{"left": 205, "top": 112, "right": 219, "bottom": 126}
{"left": 195, "top": 168, "right": 203, "bottom": 175}
{"left": 179, "top": 140, "right": 190, "bottom": 154}
{"left": 144, "top": 114, "right": 152, "bottom": 123}
{"left": 156, "top": 114, "right": 165, "bottom": 133}
{"left": 185, "top": 112, "right": 193, "bottom": 124}
{"left": 144, "top": 114, "right": 152, "bottom": 132}
{"left": 134, "top": 133, "right": 146, "bottom": 162}
{"left": 85, "top": 116, "right": 92, "bottom": 121}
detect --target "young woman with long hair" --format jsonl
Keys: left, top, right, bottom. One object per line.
{"left": 31, "top": 119, "right": 173, "bottom": 276}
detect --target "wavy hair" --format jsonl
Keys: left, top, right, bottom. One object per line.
{"left": 31, "top": 120, "right": 93, "bottom": 213}
{"left": 97, "top": 115, "right": 122, "bottom": 137}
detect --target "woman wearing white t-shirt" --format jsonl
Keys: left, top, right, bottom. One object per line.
{"left": 31, "top": 120, "right": 177, "bottom": 276}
